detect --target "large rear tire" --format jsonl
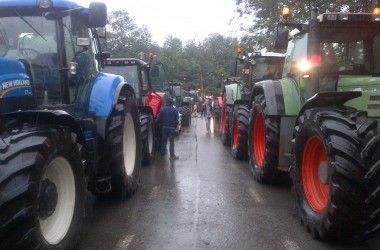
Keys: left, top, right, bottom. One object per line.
{"left": 360, "top": 132, "right": 380, "bottom": 239}
{"left": 291, "top": 107, "right": 378, "bottom": 241}
{"left": 231, "top": 104, "right": 249, "bottom": 160}
{"left": 0, "top": 122, "right": 84, "bottom": 249}
{"left": 220, "top": 97, "right": 232, "bottom": 146}
{"left": 248, "top": 94, "right": 282, "bottom": 184}
{"left": 179, "top": 105, "right": 191, "bottom": 127}
{"left": 140, "top": 113, "right": 155, "bottom": 166}
{"left": 104, "top": 89, "right": 142, "bottom": 199}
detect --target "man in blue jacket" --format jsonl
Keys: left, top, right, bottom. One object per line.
{"left": 157, "top": 97, "right": 179, "bottom": 160}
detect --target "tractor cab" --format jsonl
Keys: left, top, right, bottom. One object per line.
{"left": 0, "top": 1, "right": 107, "bottom": 115}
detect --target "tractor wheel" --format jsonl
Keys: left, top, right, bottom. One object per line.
{"left": 104, "top": 89, "right": 142, "bottom": 199}
{"left": 360, "top": 132, "right": 380, "bottom": 239}
{"left": 231, "top": 104, "right": 249, "bottom": 160}
{"left": 249, "top": 94, "right": 282, "bottom": 184}
{"left": 0, "top": 123, "right": 84, "bottom": 249}
{"left": 213, "top": 104, "right": 221, "bottom": 136}
{"left": 179, "top": 106, "right": 191, "bottom": 127}
{"left": 220, "top": 97, "right": 232, "bottom": 146}
{"left": 140, "top": 113, "right": 155, "bottom": 166}
{"left": 291, "top": 107, "right": 378, "bottom": 241}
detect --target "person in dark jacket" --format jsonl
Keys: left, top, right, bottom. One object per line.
{"left": 156, "top": 97, "right": 179, "bottom": 160}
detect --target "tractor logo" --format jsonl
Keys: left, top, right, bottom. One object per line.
{"left": 0, "top": 79, "right": 32, "bottom": 98}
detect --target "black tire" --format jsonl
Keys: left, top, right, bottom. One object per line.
{"left": 104, "top": 89, "right": 142, "bottom": 199}
{"left": 179, "top": 106, "right": 191, "bottom": 127}
{"left": 231, "top": 104, "right": 249, "bottom": 160}
{"left": 213, "top": 104, "right": 221, "bottom": 136}
{"left": 360, "top": 132, "right": 380, "bottom": 239}
{"left": 249, "top": 94, "right": 282, "bottom": 184}
{"left": 0, "top": 122, "right": 84, "bottom": 249}
{"left": 140, "top": 113, "right": 155, "bottom": 166}
{"left": 291, "top": 107, "right": 378, "bottom": 241}
{"left": 220, "top": 97, "right": 232, "bottom": 146}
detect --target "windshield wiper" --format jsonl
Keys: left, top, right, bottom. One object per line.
{"left": 13, "top": 9, "right": 46, "bottom": 41}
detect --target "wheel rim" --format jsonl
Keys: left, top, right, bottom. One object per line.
{"left": 148, "top": 122, "right": 154, "bottom": 155}
{"left": 233, "top": 117, "right": 238, "bottom": 147}
{"left": 253, "top": 112, "right": 265, "bottom": 166}
{"left": 222, "top": 104, "right": 226, "bottom": 133}
{"left": 123, "top": 112, "right": 137, "bottom": 176}
{"left": 302, "top": 136, "right": 330, "bottom": 212}
{"left": 39, "top": 157, "right": 75, "bottom": 245}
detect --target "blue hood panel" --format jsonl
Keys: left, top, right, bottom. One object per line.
{"left": 0, "top": 58, "right": 32, "bottom": 99}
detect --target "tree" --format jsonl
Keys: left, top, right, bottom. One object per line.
{"left": 235, "top": 0, "right": 377, "bottom": 50}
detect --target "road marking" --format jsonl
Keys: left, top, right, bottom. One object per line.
{"left": 146, "top": 185, "right": 160, "bottom": 200}
{"left": 248, "top": 187, "right": 263, "bottom": 204}
{"left": 281, "top": 237, "right": 301, "bottom": 250}
{"left": 114, "top": 234, "right": 134, "bottom": 250}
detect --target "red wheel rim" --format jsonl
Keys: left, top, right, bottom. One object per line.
{"left": 233, "top": 117, "right": 238, "bottom": 147}
{"left": 302, "top": 136, "right": 330, "bottom": 212}
{"left": 253, "top": 112, "right": 265, "bottom": 166}
{"left": 222, "top": 104, "right": 226, "bottom": 134}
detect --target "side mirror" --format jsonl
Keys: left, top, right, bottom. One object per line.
{"left": 273, "top": 26, "right": 289, "bottom": 50}
{"left": 151, "top": 65, "right": 160, "bottom": 77}
{"left": 229, "top": 60, "right": 237, "bottom": 76}
{"left": 88, "top": 2, "right": 107, "bottom": 28}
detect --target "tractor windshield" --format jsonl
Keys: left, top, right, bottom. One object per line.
{"left": 0, "top": 8, "right": 98, "bottom": 107}
{"left": 104, "top": 65, "right": 143, "bottom": 99}
{"left": 251, "top": 57, "right": 284, "bottom": 82}
{"left": 319, "top": 24, "right": 380, "bottom": 76}
{"left": 150, "top": 63, "right": 170, "bottom": 92}
{"left": 0, "top": 11, "right": 61, "bottom": 104}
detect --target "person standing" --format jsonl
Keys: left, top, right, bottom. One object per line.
{"left": 156, "top": 97, "right": 179, "bottom": 160}
{"left": 201, "top": 98, "right": 213, "bottom": 134}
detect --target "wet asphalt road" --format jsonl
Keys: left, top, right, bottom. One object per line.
{"left": 77, "top": 115, "right": 380, "bottom": 250}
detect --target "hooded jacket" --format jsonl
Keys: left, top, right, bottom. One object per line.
{"left": 157, "top": 98, "right": 179, "bottom": 128}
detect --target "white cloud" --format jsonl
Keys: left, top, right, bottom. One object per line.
{"left": 78, "top": 0, "right": 239, "bottom": 45}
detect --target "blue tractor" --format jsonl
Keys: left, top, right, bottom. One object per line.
{"left": 0, "top": 0, "right": 142, "bottom": 248}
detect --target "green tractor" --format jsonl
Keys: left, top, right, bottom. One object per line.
{"left": 248, "top": 7, "right": 380, "bottom": 241}
{"left": 219, "top": 50, "right": 284, "bottom": 160}
{"left": 169, "top": 81, "right": 192, "bottom": 126}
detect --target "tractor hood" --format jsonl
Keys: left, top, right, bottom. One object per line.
{"left": 0, "top": 58, "right": 32, "bottom": 99}
{"left": 0, "top": 58, "right": 35, "bottom": 114}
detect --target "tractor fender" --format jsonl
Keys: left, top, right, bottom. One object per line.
{"left": 299, "top": 91, "right": 361, "bottom": 116}
{"left": 249, "top": 80, "right": 285, "bottom": 116}
{"left": 223, "top": 84, "right": 240, "bottom": 105}
{"left": 217, "top": 96, "right": 223, "bottom": 107}
{"left": 89, "top": 72, "right": 132, "bottom": 117}
{"left": 0, "top": 110, "right": 86, "bottom": 150}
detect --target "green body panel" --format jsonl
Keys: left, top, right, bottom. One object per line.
{"left": 337, "top": 76, "right": 380, "bottom": 117}
{"left": 279, "top": 78, "right": 302, "bottom": 115}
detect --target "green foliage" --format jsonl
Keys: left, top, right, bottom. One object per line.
{"left": 104, "top": 10, "right": 241, "bottom": 96}
{"left": 236, "top": 0, "right": 378, "bottom": 50}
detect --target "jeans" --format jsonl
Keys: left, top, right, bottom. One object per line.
{"left": 161, "top": 126, "right": 176, "bottom": 157}
{"left": 205, "top": 116, "right": 211, "bottom": 132}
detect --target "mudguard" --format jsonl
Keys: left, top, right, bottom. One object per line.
{"left": 89, "top": 73, "right": 134, "bottom": 117}
{"left": 250, "top": 80, "right": 286, "bottom": 116}
{"left": 223, "top": 84, "right": 240, "bottom": 105}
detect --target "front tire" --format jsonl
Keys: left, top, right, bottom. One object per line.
{"left": 105, "top": 89, "right": 142, "bottom": 199}
{"left": 0, "top": 123, "right": 84, "bottom": 249}
{"left": 248, "top": 94, "right": 282, "bottom": 184}
{"left": 220, "top": 97, "right": 232, "bottom": 146}
{"left": 179, "top": 105, "right": 191, "bottom": 126}
{"left": 291, "top": 107, "right": 378, "bottom": 241}
{"left": 231, "top": 104, "right": 249, "bottom": 160}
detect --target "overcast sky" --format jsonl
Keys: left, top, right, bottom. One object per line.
{"left": 78, "top": 0, "right": 240, "bottom": 45}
